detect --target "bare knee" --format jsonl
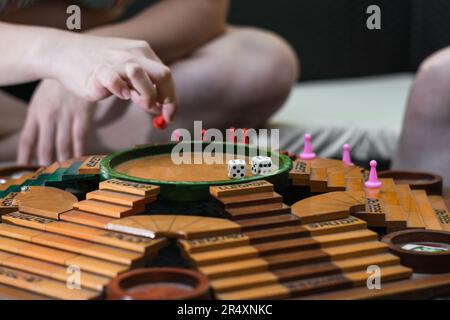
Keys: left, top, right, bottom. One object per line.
{"left": 404, "top": 47, "right": 450, "bottom": 124}
{"left": 170, "top": 27, "right": 299, "bottom": 128}
{"left": 234, "top": 27, "right": 298, "bottom": 95}
{"left": 224, "top": 27, "right": 299, "bottom": 121}
{"left": 418, "top": 46, "right": 450, "bottom": 73}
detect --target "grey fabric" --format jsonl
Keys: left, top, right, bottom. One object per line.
{"left": 266, "top": 74, "right": 414, "bottom": 161}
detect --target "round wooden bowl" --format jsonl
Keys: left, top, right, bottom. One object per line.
{"left": 378, "top": 170, "right": 443, "bottom": 195}
{"left": 382, "top": 229, "right": 450, "bottom": 274}
{"left": 100, "top": 141, "right": 292, "bottom": 201}
{"left": 106, "top": 268, "right": 210, "bottom": 300}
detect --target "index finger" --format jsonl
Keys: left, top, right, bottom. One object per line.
{"left": 138, "top": 58, "right": 178, "bottom": 123}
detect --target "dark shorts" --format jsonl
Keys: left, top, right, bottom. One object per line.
{"left": 1, "top": 82, "right": 38, "bottom": 102}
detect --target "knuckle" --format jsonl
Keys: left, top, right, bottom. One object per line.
{"left": 121, "top": 55, "right": 137, "bottom": 65}
{"left": 133, "top": 95, "right": 151, "bottom": 110}
{"left": 128, "top": 64, "right": 144, "bottom": 78}
{"left": 158, "top": 66, "right": 172, "bottom": 81}
{"left": 112, "top": 76, "right": 123, "bottom": 87}
{"left": 105, "top": 76, "right": 121, "bottom": 89}
{"left": 83, "top": 92, "right": 97, "bottom": 101}
{"left": 85, "top": 88, "right": 106, "bottom": 101}
{"left": 140, "top": 96, "right": 152, "bottom": 107}
{"left": 134, "top": 40, "right": 152, "bottom": 53}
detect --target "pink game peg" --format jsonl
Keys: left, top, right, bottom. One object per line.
{"left": 342, "top": 144, "right": 353, "bottom": 165}
{"left": 365, "top": 160, "right": 382, "bottom": 189}
{"left": 300, "top": 133, "right": 316, "bottom": 160}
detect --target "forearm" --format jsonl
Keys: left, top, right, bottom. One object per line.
{"left": 88, "top": 0, "right": 229, "bottom": 63}
{"left": 0, "top": 22, "right": 64, "bottom": 85}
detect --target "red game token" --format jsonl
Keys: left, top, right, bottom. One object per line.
{"left": 280, "top": 149, "right": 297, "bottom": 161}
{"left": 228, "top": 127, "right": 237, "bottom": 143}
{"left": 152, "top": 115, "right": 167, "bottom": 130}
{"left": 201, "top": 129, "right": 207, "bottom": 141}
{"left": 241, "top": 128, "right": 249, "bottom": 144}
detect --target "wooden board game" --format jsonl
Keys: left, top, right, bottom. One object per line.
{"left": 0, "top": 140, "right": 449, "bottom": 300}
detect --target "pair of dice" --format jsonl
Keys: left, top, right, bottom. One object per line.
{"left": 227, "top": 156, "right": 272, "bottom": 179}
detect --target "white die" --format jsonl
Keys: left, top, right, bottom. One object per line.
{"left": 228, "top": 159, "right": 246, "bottom": 179}
{"left": 251, "top": 156, "right": 272, "bottom": 175}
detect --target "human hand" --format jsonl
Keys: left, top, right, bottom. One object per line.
{"left": 49, "top": 32, "right": 177, "bottom": 123}
{"left": 17, "top": 79, "right": 95, "bottom": 165}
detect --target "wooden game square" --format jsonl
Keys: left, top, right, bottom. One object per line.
{"left": 73, "top": 200, "right": 135, "bottom": 218}
{"left": 99, "top": 179, "right": 160, "bottom": 197}
{"left": 218, "top": 192, "right": 283, "bottom": 208}
{"left": 60, "top": 210, "right": 115, "bottom": 228}
{"left": 86, "top": 189, "right": 150, "bottom": 207}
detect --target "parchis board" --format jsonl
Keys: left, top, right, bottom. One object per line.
{"left": 100, "top": 142, "right": 292, "bottom": 201}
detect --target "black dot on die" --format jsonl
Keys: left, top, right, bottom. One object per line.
{"left": 241, "top": 166, "right": 244, "bottom": 170}
{"left": 233, "top": 174, "right": 236, "bottom": 177}
{"left": 258, "top": 170, "right": 261, "bottom": 174}
{"left": 233, "top": 166, "right": 236, "bottom": 169}
{"left": 240, "top": 173, "right": 244, "bottom": 177}
{"left": 259, "top": 164, "right": 262, "bottom": 168}
{"left": 237, "top": 170, "right": 240, "bottom": 173}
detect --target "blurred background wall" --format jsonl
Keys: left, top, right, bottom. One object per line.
{"left": 125, "top": 0, "right": 450, "bottom": 81}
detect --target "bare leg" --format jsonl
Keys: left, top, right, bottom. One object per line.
{"left": 393, "top": 47, "right": 450, "bottom": 185}
{"left": 151, "top": 26, "right": 299, "bottom": 141}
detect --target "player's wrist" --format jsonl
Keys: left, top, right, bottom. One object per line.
{"left": 26, "top": 28, "right": 58, "bottom": 79}
{"left": 32, "top": 28, "right": 79, "bottom": 81}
